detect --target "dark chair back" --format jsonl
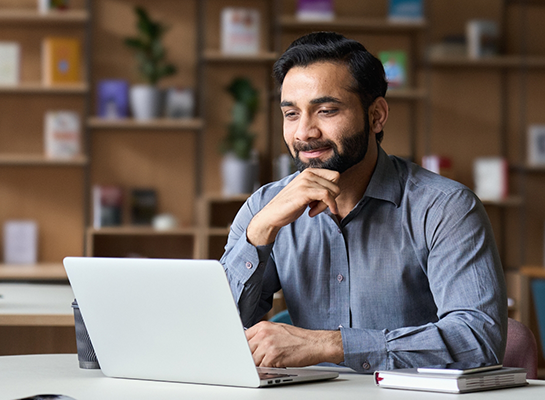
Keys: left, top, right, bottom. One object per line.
{"left": 503, "top": 317, "right": 538, "bottom": 379}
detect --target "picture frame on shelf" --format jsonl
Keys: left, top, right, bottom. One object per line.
{"left": 527, "top": 125, "right": 545, "bottom": 167}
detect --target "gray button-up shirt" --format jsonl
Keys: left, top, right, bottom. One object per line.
{"left": 221, "top": 147, "right": 507, "bottom": 373}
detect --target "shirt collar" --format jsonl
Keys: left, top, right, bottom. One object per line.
{"left": 362, "top": 146, "right": 402, "bottom": 207}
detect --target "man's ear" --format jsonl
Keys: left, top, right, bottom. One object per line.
{"left": 369, "top": 97, "right": 389, "bottom": 134}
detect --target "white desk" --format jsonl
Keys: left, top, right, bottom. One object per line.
{"left": 0, "top": 283, "right": 74, "bottom": 326}
{"left": 1, "top": 354, "right": 544, "bottom": 400}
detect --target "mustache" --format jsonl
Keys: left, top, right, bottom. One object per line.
{"left": 293, "top": 139, "right": 337, "bottom": 153}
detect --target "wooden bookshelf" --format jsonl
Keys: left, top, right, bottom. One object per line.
{"left": 0, "top": 82, "right": 88, "bottom": 94}
{"left": 87, "top": 117, "right": 204, "bottom": 130}
{"left": 0, "top": 154, "right": 88, "bottom": 166}
{"left": 202, "top": 50, "right": 278, "bottom": 62}
{"left": 0, "top": 9, "right": 89, "bottom": 23}
{"left": 0, "top": 263, "right": 67, "bottom": 281}
{"left": 278, "top": 15, "right": 427, "bottom": 32}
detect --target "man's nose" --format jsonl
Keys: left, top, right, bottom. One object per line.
{"left": 294, "top": 114, "right": 321, "bottom": 142}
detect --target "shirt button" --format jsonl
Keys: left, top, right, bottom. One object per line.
{"left": 245, "top": 261, "right": 253, "bottom": 269}
{"left": 337, "top": 274, "right": 344, "bottom": 282}
{"left": 337, "top": 228, "right": 342, "bottom": 234}
{"left": 362, "top": 362, "right": 371, "bottom": 370}
{"left": 338, "top": 325, "right": 343, "bottom": 329}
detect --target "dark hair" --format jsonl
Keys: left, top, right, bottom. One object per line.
{"left": 273, "top": 32, "right": 387, "bottom": 143}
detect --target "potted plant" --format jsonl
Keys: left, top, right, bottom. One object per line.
{"left": 124, "top": 6, "right": 177, "bottom": 120}
{"left": 220, "top": 77, "right": 259, "bottom": 195}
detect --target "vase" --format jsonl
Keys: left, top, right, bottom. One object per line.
{"left": 129, "top": 85, "right": 162, "bottom": 121}
{"left": 221, "top": 153, "right": 255, "bottom": 196}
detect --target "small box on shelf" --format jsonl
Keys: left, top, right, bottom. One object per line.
{"left": 42, "top": 36, "right": 82, "bottom": 86}
{"left": 473, "top": 157, "right": 508, "bottom": 202}
{"left": 221, "top": 8, "right": 260, "bottom": 55}
{"left": 527, "top": 125, "right": 545, "bottom": 167}
{"left": 388, "top": 0, "right": 424, "bottom": 23}
{"left": 466, "top": 19, "right": 499, "bottom": 59}
{"left": 92, "top": 185, "right": 123, "bottom": 229}
{"left": 380, "top": 50, "right": 408, "bottom": 89}
{"left": 0, "top": 41, "right": 20, "bottom": 85}
{"left": 296, "top": 0, "right": 334, "bottom": 21}
{"left": 96, "top": 79, "right": 129, "bottom": 119}
{"left": 3, "top": 220, "right": 38, "bottom": 265}
{"left": 44, "top": 110, "right": 81, "bottom": 159}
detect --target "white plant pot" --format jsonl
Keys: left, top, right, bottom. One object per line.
{"left": 130, "top": 85, "right": 162, "bottom": 121}
{"left": 221, "top": 153, "right": 255, "bottom": 196}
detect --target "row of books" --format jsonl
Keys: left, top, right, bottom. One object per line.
{"left": 0, "top": 38, "right": 82, "bottom": 86}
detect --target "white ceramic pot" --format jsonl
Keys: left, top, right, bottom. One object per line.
{"left": 129, "top": 84, "right": 162, "bottom": 121}
{"left": 221, "top": 153, "right": 255, "bottom": 196}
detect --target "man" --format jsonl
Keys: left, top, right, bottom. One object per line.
{"left": 220, "top": 32, "right": 507, "bottom": 373}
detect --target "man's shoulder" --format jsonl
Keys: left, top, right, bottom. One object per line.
{"left": 390, "top": 155, "right": 475, "bottom": 201}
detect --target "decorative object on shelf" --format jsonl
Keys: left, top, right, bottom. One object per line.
{"left": 42, "top": 37, "right": 82, "bottom": 86}
{"left": 164, "top": 87, "right": 194, "bottom": 118}
{"left": 3, "top": 220, "right": 38, "bottom": 264}
{"left": 473, "top": 157, "right": 508, "bottom": 201}
{"left": 130, "top": 188, "right": 158, "bottom": 225}
{"left": 44, "top": 110, "right": 81, "bottom": 159}
{"left": 466, "top": 19, "right": 499, "bottom": 59}
{"left": 388, "top": 0, "right": 424, "bottom": 23}
{"left": 220, "top": 77, "right": 259, "bottom": 196}
{"left": 296, "top": 0, "right": 334, "bottom": 21}
{"left": 124, "top": 6, "right": 177, "bottom": 120}
{"left": 221, "top": 7, "right": 260, "bottom": 55}
{"left": 0, "top": 42, "right": 20, "bottom": 85}
{"left": 38, "top": 0, "right": 69, "bottom": 13}
{"left": 527, "top": 125, "right": 545, "bottom": 167}
{"left": 97, "top": 79, "right": 129, "bottom": 119}
{"left": 379, "top": 50, "right": 407, "bottom": 89}
{"left": 92, "top": 185, "right": 123, "bottom": 228}
{"left": 422, "top": 155, "right": 453, "bottom": 179}
{"left": 152, "top": 213, "right": 178, "bottom": 231}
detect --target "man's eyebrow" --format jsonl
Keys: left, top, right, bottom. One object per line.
{"left": 280, "top": 96, "right": 342, "bottom": 108}
{"left": 310, "top": 96, "right": 342, "bottom": 105}
{"left": 280, "top": 100, "right": 294, "bottom": 107}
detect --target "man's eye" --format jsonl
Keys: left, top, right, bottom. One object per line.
{"left": 284, "top": 111, "right": 297, "bottom": 118}
{"left": 319, "top": 109, "right": 338, "bottom": 115}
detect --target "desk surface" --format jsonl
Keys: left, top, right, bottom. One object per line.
{"left": 0, "top": 283, "right": 74, "bottom": 326}
{"left": 0, "top": 354, "right": 544, "bottom": 400}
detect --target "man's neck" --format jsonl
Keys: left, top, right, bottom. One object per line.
{"left": 335, "top": 142, "right": 378, "bottom": 219}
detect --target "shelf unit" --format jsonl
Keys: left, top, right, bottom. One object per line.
{"left": 0, "top": 0, "right": 91, "bottom": 274}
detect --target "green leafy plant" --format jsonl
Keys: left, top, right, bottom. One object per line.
{"left": 220, "top": 78, "right": 259, "bottom": 160}
{"left": 124, "top": 6, "right": 177, "bottom": 85}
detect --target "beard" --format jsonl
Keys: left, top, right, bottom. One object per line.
{"left": 288, "top": 117, "right": 370, "bottom": 174}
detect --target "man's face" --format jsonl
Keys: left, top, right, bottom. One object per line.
{"left": 280, "top": 62, "right": 370, "bottom": 173}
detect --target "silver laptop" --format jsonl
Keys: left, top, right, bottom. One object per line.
{"left": 63, "top": 257, "right": 339, "bottom": 388}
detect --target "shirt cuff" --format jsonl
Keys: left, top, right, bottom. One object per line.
{"left": 340, "top": 327, "right": 389, "bottom": 373}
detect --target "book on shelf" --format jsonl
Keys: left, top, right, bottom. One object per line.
{"left": 388, "top": 0, "right": 424, "bottom": 23}
{"left": 296, "top": 0, "right": 334, "bottom": 21}
{"left": 0, "top": 42, "right": 20, "bottom": 86}
{"left": 38, "top": 0, "right": 69, "bottom": 13}
{"left": 97, "top": 79, "right": 129, "bottom": 119}
{"left": 130, "top": 188, "right": 157, "bottom": 225}
{"left": 466, "top": 19, "right": 499, "bottom": 59}
{"left": 42, "top": 37, "right": 82, "bottom": 85}
{"left": 374, "top": 366, "right": 527, "bottom": 394}
{"left": 93, "top": 185, "right": 123, "bottom": 229}
{"left": 473, "top": 157, "right": 508, "bottom": 201}
{"left": 3, "top": 220, "right": 38, "bottom": 265}
{"left": 165, "top": 87, "right": 195, "bottom": 119}
{"left": 527, "top": 125, "right": 545, "bottom": 167}
{"left": 379, "top": 50, "right": 407, "bottom": 89}
{"left": 44, "top": 110, "right": 81, "bottom": 159}
{"left": 221, "top": 8, "right": 260, "bottom": 55}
